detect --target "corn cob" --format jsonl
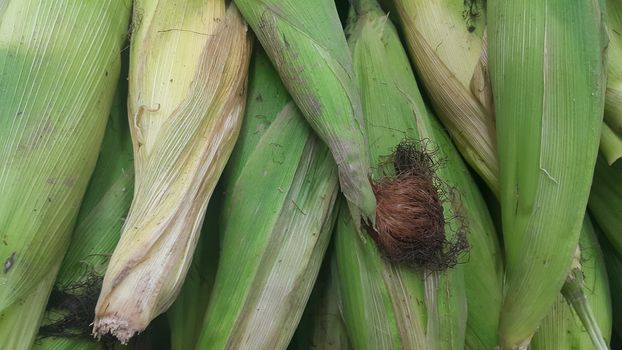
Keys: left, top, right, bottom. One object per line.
{"left": 339, "top": 5, "right": 445, "bottom": 349}
{"left": 0, "top": 1, "right": 131, "bottom": 348}
{"left": 31, "top": 69, "right": 133, "bottom": 350}
{"left": 233, "top": 0, "right": 376, "bottom": 227}
{"left": 392, "top": 0, "right": 609, "bottom": 345}
{"left": 603, "top": 0, "right": 622, "bottom": 164}
{"left": 335, "top": 2, "right": 504, "bottom": 349}
{"left": 196, "top": 48, "right": 339, "bottom": 349}
{"left": 93, "top": 1, "right": 252, "bottom": 343}
{"left": 391, "top": 0, "right": 498, "bottom": 194}
{"left": 530, "top": 216, "right": 611, "bottom": 350}
{"left": 290, "top": 249, "right": 352, "bottom": 350}
{"left": 391, "top": 0, "right": 610, "bottom": 345}
{"left": 335, "top": 199, "right": 429, "bottom": 350}
{"left": 488, "top": 0, "right": 607, "bottom": 347}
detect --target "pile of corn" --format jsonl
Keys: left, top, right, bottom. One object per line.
{"left": 0, "top": 0, "right": 621, "bottom": 349}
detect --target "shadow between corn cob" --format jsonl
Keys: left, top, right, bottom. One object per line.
{"left": 389, "top": 0, "right": 611, "bottom": 347}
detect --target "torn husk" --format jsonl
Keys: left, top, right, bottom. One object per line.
{"left": 93, "top": 0, "right": 252, "bottom": 343}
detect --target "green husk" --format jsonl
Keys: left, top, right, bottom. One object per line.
{"left": 32, "top": 66, "right": 133, "bottom": 350}
{"left": 93, "top": 1, "right": 252, "bottom": 343}
{"left": 233, "top": 0, "right": 376, "bottom": 227}
{"left": 0, "top": 1, "right": 131, "bottom": 348}
{"left": 530, "top": 216, "right": 611, "bottom": 350}
{"left": 196, "top": 48, "right": 340, "bottom": 349}
{"left": 334, "top": 2, "right": 504, "bottom": 349}
{"left": 603, "top": 0, "right": 622, "bottom": 164}
{"left": 488, "top": 0, "right": 607, "bottom": 347}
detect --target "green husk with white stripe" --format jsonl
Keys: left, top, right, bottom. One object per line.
{"left": 488, "top": 0, "right": 607, "bottom": 347}
{"left": 0, "top": 1, "right": 131, "bottom": 348}
{"left": 334, "top": 2, "right": 503, "bottom": 348}
{"left": 196, "top": 49, "right": 340, "bottom": 350}
{"left": 93, "top": 1, "right": 252, "bottom": 343}
{"left": 233, "top": 0, "right": 376, "bottom": 227}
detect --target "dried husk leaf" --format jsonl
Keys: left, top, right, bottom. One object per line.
{"left": 93, "top": 1, "right": 252, "bottom": 342}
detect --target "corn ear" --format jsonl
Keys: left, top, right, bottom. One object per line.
{"left": 603, "top": 0, "right": 622, "bottom": 164}
{"left": 391, "top": 0, "right": 498, "bottom": 194}
{"left": 335, "top": 3, "right": 500, "bottom": 349}
{"left": 354, "top": 3, "right": 503, "bottom": 349}
{"left": 196, "top": 49, "right": 339, "bottom": 350}
{"left": 530, "top": 216, "right": 612, "bottom": 350}
{"left": 488, "top": 0, "right": 607, "bottom": 347}
{"left": 0, "top": 1, "right": 131, "bottom": 348}
{"left": 338, "top": 5, "right": 438, "bottom": 349}
{"left": 93, "top": 1, "right": 252, "bottom": 343}
{"left": 233, "top": 0, "right": 376, "bottom": 227}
